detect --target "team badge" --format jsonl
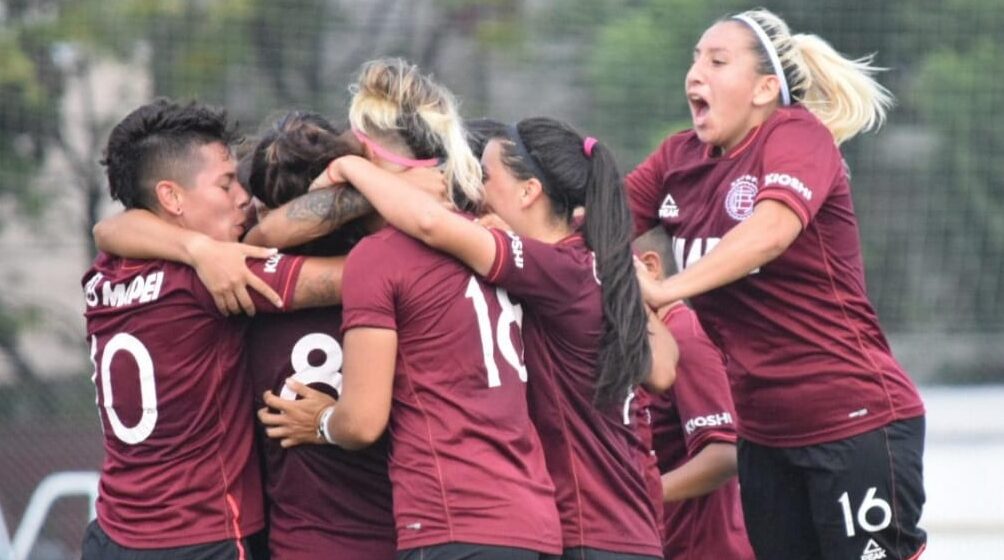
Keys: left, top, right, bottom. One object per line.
{"left": 725, "top": 174, "right": 758, "bottom": 221}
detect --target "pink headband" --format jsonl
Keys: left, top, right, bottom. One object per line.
{"left": 352, "top": 128, "right": 441, "bottom": 168}
{"left": 583, "top": 137, "right": 598, "bottom": 158}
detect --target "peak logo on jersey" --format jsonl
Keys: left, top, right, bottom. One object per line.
{"left": 658, "top": 194, "right": 680, "bottom": 218}
{"left": 725, "top": 175, "right": 758, "bottom": 221}
{"left": 765, "top": 172, "right": 813, "bottom": 201}
{"left": 684, "top": 412, "right": 733, "bottom": 435}
{"left": 507, "top": 232, "right": 525, "bottom": 269}
{"left": 87, "top": 271, "right": 165, "bottom": 308}
{"left": 860, "top": 539, "right": 887, "bottom": 560}
{"left": 264, "top": 254, "right": 283, "bottom": 274}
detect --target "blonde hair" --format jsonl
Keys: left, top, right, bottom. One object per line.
{"left": 348, "top": 57, "right": 483, "bottom": 206}
{"left": 732, "top": 8, "right": 894, "bottom": 145}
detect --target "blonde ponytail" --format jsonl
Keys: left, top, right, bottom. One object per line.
{"left": 792, "top": 34, "right": 893, "bottom": 145}
{"left": 733, "top": 9, "right": 894, "bottom": 145}
{"left": 348, "top": 58, "right": 484, "bottom": 207}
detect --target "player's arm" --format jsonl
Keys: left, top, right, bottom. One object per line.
{"left": 661, "top": 442, "right": 738, "bottom": 502}
{"left": 243, "top": 186, "right": 374, "bottom": 249}
{"left": 287, "top": 256, "right": 346, "bottom": 309}
{"left": 323, "top": 327, "right": 396, "bottom": 449}
{"left": 93, "top": 209, "right": 282, "bottom": 315}
{"left": 636, "top": 200, "right": 801, "bottom": 307}
{"left": 258, "top": 327, "right": 396, "bottom": 450}
{"left": 644, "top": 308, "right": 678, "bottom": 392}
{"left": 320, "top": 155, "right": 498, "bottom": 276}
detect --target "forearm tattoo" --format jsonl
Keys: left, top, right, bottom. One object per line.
{"left": 285, "top": 187, "right": 374, "bottom": 228}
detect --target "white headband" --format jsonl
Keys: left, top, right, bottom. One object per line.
{"left": 733, "top": 14, "right": 791, "bottom": 106}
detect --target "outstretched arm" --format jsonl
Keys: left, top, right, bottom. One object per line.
{"left": 321, "top": 155, "right": 498, "bottom": 276}
{"left": 243, "top": 186, "right": 374, "bottom": 249}
{"left": 93, "top": 210, "right": 282, "bottom": 314}
{"left": 637, "top": 200, "right": 801, "bottom": 308}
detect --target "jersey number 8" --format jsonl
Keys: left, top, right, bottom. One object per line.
{"left": 280, "top": 332, "right": 344, "bottom": 400}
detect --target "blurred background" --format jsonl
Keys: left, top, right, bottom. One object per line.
{"left": 0, "top": 0, "right": 1001, "bottom": 558}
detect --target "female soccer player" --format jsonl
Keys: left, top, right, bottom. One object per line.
{"left": 310, "top": 114, "right": 678, "bottom": 559}
{"left": 260, "top": 58, "right": 563, "bottom": 560}
{"left": 626, "top": 9, "right": 926, "bottom": 560}
{"left": 242, "top": 111, "right": 396, "bottom": 559}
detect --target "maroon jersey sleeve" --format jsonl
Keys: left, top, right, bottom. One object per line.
{"left": 485, "top": 229, "right": 596, "bottom": 319}
{"left": 340, "top": 239, "right": 398, "bottom": 332}
{"left": 187, "top": 253, "right": 306, "bottom": 314}
{"left": 626, "top": 138, "right": 673, "bottom": 237}
{"left": 663, "top": 305, "right": 738, "bottom": 456}
{"left": 754, "top": 117, "right": 843, "bottom": 228}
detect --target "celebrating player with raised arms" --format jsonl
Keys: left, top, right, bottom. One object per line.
{"left": 83, "top": 99, "right": 348, "bottom": 560}
{"left": 310, "top": 109, "right": 679, "bottom": 557}
{"left": 626, "top": 8, "right": 926, "bottom": 560}
{"left": 259, "top": 58, "right": 562, "bottom": 560}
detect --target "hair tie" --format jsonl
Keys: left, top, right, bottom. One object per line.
{"left": 732, "top": 14, "right": 791, "bottom": 106}
{"left": 583, "top": 137, "right": 598, "bottom": 158}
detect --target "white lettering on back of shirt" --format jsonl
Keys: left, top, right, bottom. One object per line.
{"left": 96, "top": 271, "right": 164, "bottom": 308}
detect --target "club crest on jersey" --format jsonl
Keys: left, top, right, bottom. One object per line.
{"left": 725, "top": 174, "right": 758, "bottom": 221}
{"left": 658, "top": 194, "right": 680, "bottom": 219}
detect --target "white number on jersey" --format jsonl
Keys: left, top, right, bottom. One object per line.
{"left": 838, "top": 487, "right": 893, "bottom": 537}
{"left": 280, "top": 332, "right": 344, "bottom": 400}
{"left": 90, "top": 333, "right": 158, "bottom": 445}
{"left": 464, "top": 275, "right": 528, "bottom": 387}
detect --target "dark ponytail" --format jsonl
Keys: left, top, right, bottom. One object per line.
{"left": 502, "top": 118, "right": 652, "bottom": 406}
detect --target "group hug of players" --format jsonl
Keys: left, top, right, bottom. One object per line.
{"left": 80, "top": 8, "right": 927, "bottom": 560}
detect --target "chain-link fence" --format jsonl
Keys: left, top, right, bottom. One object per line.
{"left": 1, "top": 0, "right": 1002, "bottom": 558}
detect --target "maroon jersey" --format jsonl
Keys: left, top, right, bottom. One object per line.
{"left": 631, "top": 389, "right": 664, "bottom": 531}
{"left": 82, "top": 252, "right": 303, "bottom": 549}
{"left": 247, "top": 306, "right": 395, "bottom": 559}
{"left": 627, "top": 105, "right": 924, "bottom": 447}
{"left": 486, "top": 230, "right": 663, "bottom": 557}
{"left": 648, "top": 304, "right": 753, "bottom": 560}
{"left": 339, "top": 225, "right": 561, "bottom": 554}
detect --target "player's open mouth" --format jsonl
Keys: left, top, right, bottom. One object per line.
{"left": 688, "top": 94, "right": 710, "bottom": 122}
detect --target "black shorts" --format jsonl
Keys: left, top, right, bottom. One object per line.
{"left": 551, "top": 547, "right": 661, "bottom": 560}
{"left": 737, "top": 416, "right": 927, "bottom": 560}
{"left": 398, "top": 543, "right": 557, "bottom": 560}
{"left": 81, "top": 519, "right": 260, "bottom": 560}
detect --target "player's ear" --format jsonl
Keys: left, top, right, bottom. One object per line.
{"left": 519, "top": 177, "right": 544, "bottom": 210}
{"left": 154, "top": 180, "right": 185, "bottom": 216}
{"left": 752, "top": 74, "right": 781, "bottom": 107}
{"left": 637, "top": 250, "right": 665, "bottom": 280}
